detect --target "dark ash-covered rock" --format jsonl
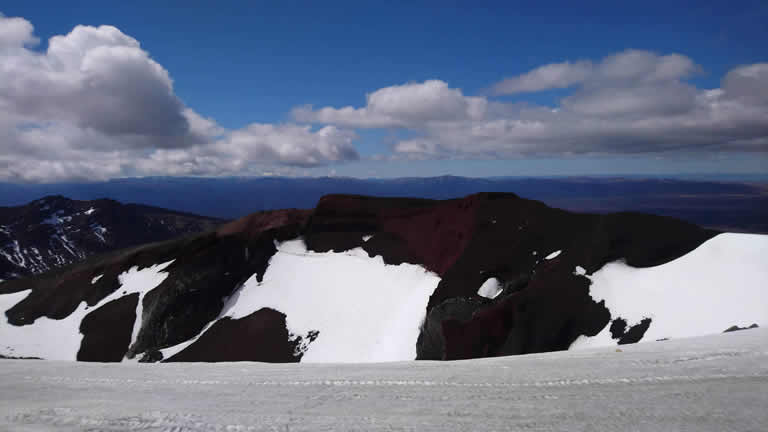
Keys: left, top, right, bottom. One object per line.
{"left": 724, "top": 324, "right": 759, "bottom": 333}
{"left": 77, "top": 293, "right": 138, "bottom": 362}
{"left": 610, "top": 318, "right": 653, "bottom": 345}
{"left": 168, "top": 308, "right": 313, "bottom": 363}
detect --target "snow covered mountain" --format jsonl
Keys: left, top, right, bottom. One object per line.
{"left": 0, "top": 196, "right": 223, "bottom": 281}
{"left": 0, "top": 193, "right": 765, "bottom": 362}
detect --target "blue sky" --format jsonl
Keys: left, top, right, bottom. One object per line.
{"left": 0, "top": 1, "right": 767, "bottom": 180}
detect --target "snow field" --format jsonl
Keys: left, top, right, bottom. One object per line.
{"left": 175, "top": 239, "right": 442, "bottom": 363}
{"left": 0, "top": 260, "right": 174, "bottom": 360}
{"left": 571, "top": 233, "right": 768, "bottom": 348}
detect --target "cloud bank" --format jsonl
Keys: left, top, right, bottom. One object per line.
{"left": 1, "top": 12, "right": 766, "bottom": 182}
{"left": 298, "top": 50, "right": 768, "bottom": 158}
{"left": 0, "top": 14, "right": 358, "bottom": 182}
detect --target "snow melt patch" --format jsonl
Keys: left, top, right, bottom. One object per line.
{"left": 0, "top": 260, "right": 174, "bottom": 360}
{"left": 544, "top": 250, "right": 562, "bottom": 260}
{"left": 571, "top": 233, "right": 768, "bottom": 349}
{"left": 477, "top": 278, "right": 503, "bottom": 299}
{"left": 214, "top": 239, "right": 441, "bottom": 363}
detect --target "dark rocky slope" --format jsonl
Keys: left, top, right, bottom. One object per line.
{"left": 0, "top": 194, "right": 717, "bottom": 362}
{"left": 0, "top": 196, "right": 223, "bottom": 281}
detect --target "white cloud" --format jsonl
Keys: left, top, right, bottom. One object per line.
{"left": 1, "top": 20, "right": 189, "bottom": 146}
{"left": 0, "top": 14, "right": 359, "bottom": 182}
{"left": 490, "top": 61, "right": 592, "bottom": 94}
{"left": 0, "top": 13, "right": 37, "bottom": 49}
{"left": 491, "top": 50, "right": 700, "bottom": 95}
{"left": 2, "top": 12, "right": 765, "bottom": 183}
{"left": 300, "top": 50, "right": 768, "bottom": 158}
{"left": 293, "top": 80, "right": 487, "bottom": 128}
{"left": 722, "top": 63, "right": 768, "bottom": 104}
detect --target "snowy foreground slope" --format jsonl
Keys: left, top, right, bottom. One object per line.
{"left": 2, "top": 328, "right": 767, "bottom": 432}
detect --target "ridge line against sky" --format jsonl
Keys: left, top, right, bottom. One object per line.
{"left": 0, "top": 1, "right": 767, "bottom": 182}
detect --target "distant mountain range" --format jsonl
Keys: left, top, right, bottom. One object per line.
{"left": 1, "top": 193, "right": 765, "bottom": 363}
{"left": 1, "top": 176, "right": 766, "bottom": 232}
{"left": 0, "top": 196, "right": 223, "bottom": 281}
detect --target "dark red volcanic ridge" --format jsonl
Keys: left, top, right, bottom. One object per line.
{"left": 217, "top": 209, "right": 311, "bottom": 238}
{"left": 378, "top": 195, "right": 478, "bottom": 275}
{"left": 1, "top": 193, "right": 719, "bottom": 362}
{"left": 306, "top": 194, "right": 480, "bottom": 275}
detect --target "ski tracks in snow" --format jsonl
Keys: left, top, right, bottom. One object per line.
{"left": 2, "top": 329, "right": 768, "bottom": 431}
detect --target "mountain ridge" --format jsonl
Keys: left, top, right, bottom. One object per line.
{"left": 0, "top": 196, "right": 224, "bottom": 281}
{"left": 1, "top": 176, "right": 765, "bottom": 233}
{"left": 1, "top": 192, "right": 765, "bottom": 363}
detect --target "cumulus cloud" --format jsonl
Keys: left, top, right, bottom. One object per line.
{"left": 300, "top": 50, "right": 768, "bottom": 158}
{"left": 490, "top": 61, "right": 592, "bottom": 94}
{"left": 1, "top": 20, "right": 191, "bottom": 147}
{"left": 0, "top": 13, "right": 359, "bottom": 182}
{"left": 293, "top": 80, "right": 487, "bottom": 128}
{"left": 3, "top": 11, "right": 765, "bottom": 183}
{"left": 491, "top": 50, "right": 700, "bottom": 95}
{"left": 0, "top": 13, "right": 37, "bottom": 48}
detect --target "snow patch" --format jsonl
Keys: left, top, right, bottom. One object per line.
{"left": 0, "top": 260, "right": 174, "bottom": 360}
{"left": 211, "top": 238, "right": 441, "bottom": 363}
{"left": 91, "top": 274, "right": 103, "bottom": 285}
{"left": 573, "top": 266, "right": 587, "bottom": 276}
{"left": 544, "top": 250, "right": 562, "bottom": 260}
{"left": 120, "top": 260, "right": 175, "bottom": 358}
{"left": 571, "top": 233, "right": 768, "bottom": 349}
{"left": 362, "top": 235, "right": 373, "bottom": 242}
{"left": 90, "top": 224, "right": 108, "bottom": 243}
{"left": 0, "top": 240, "right": 26, "bottom": 268}
{"left": 477, "top": 278, "right": 503, "bottom": 299}
{"left": 43, "top": 214, "right": 73, "bottom": 225}
{"left": 569, "top": 326, "right": 616, "bottom": 349}
{"left": 84, "top": 208, "right": 96, "bottom": 215}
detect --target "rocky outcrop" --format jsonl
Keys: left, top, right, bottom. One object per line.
{"left": 168, "top": 308, "right": 311, "bottom": 363}
{"left": 78, "top": 294, "right": 138, "bottom": 362}
{"left": 724, "top": 324, "right": 759, "bottom": 333}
